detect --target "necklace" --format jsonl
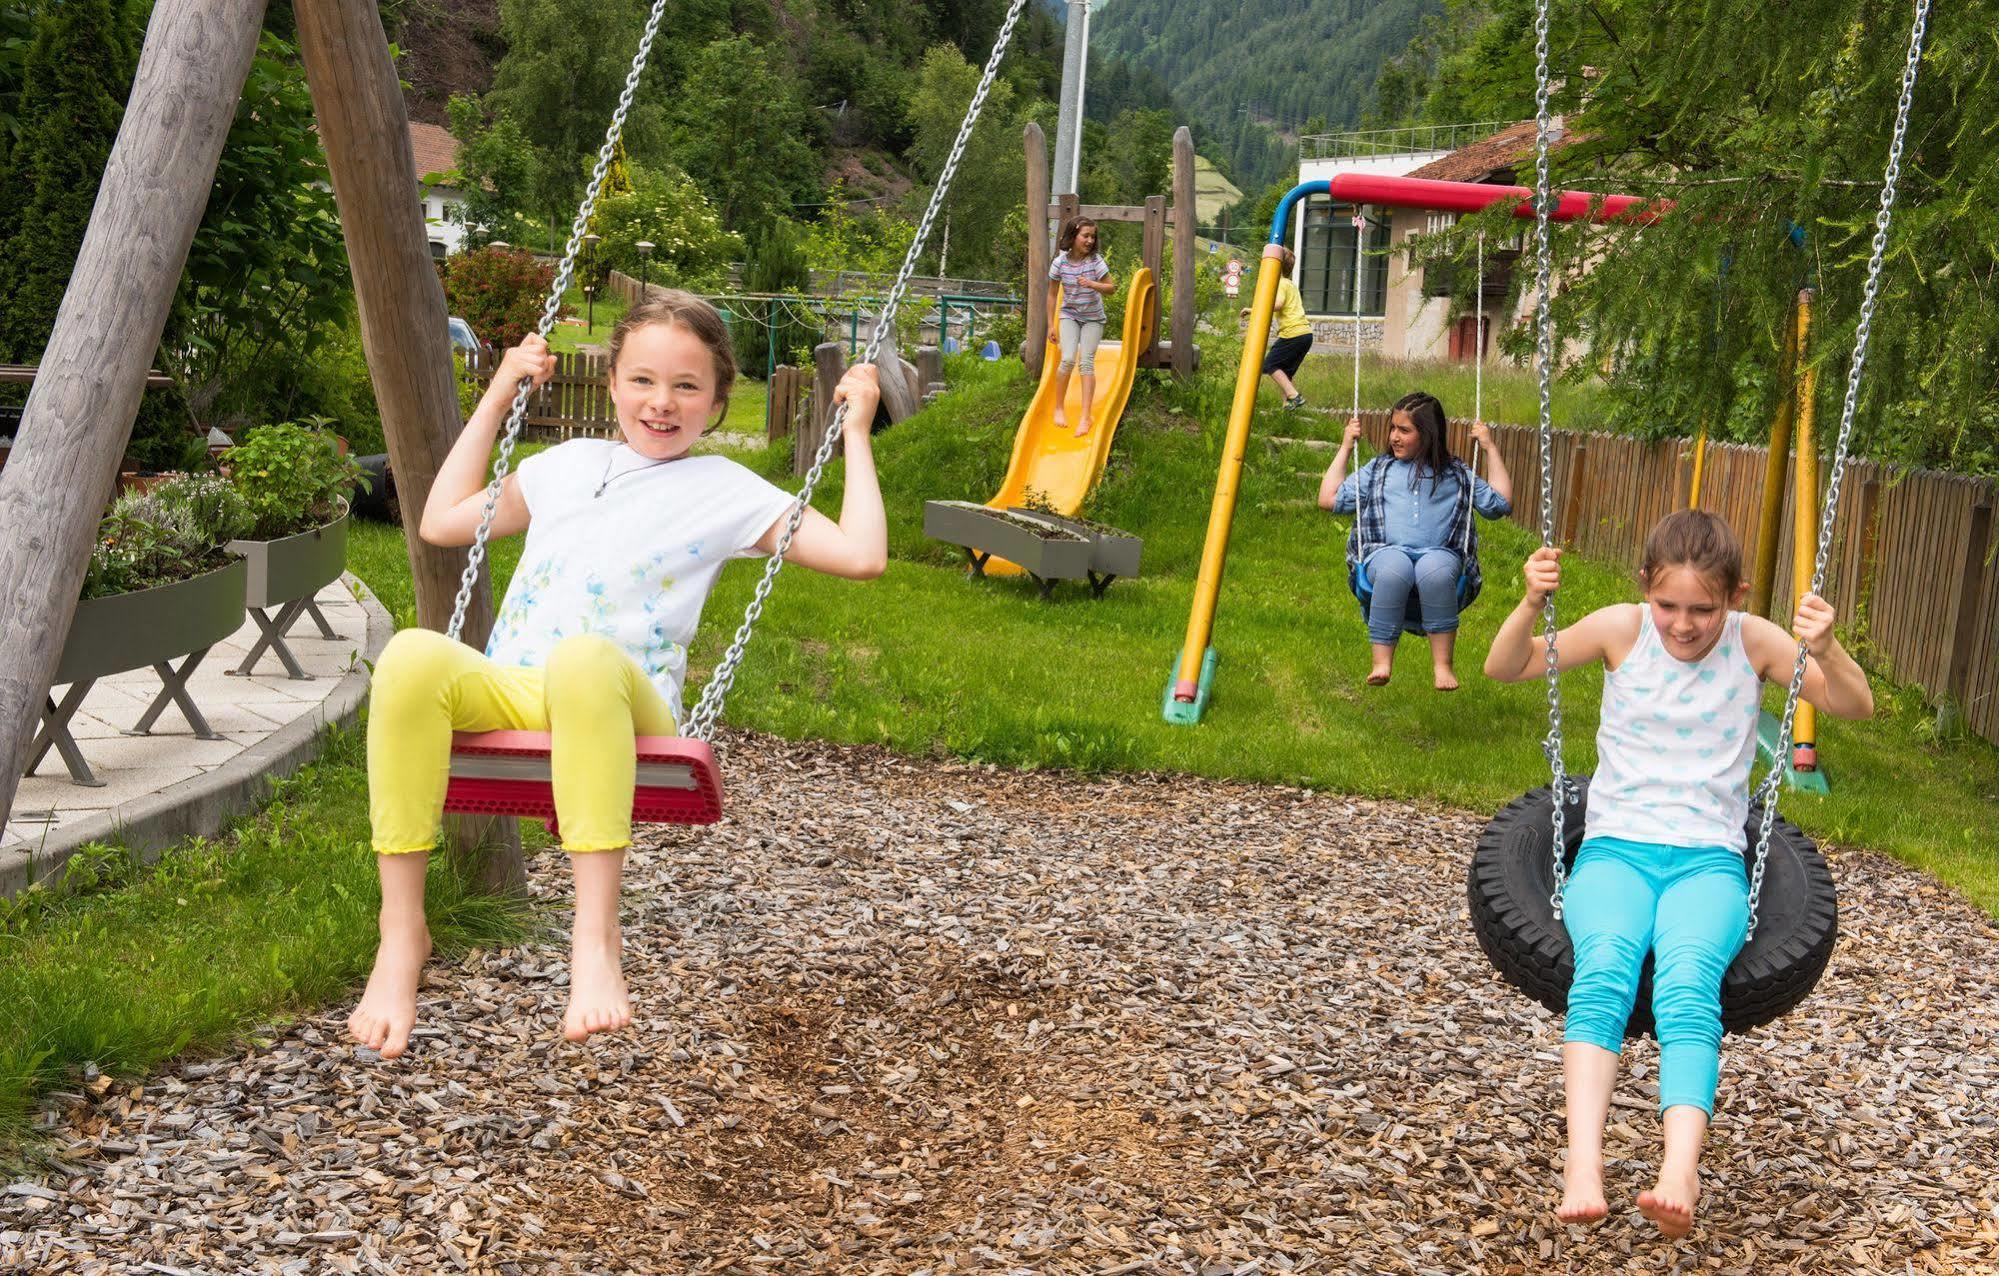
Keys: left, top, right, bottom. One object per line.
{"left": 594, "top": 447, "right": 675, "bottom": 499}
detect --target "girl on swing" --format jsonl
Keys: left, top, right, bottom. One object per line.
{"left": 1318, "top": 391, "right": 1513, "bottom": 689}
{"left": 1485, "top": 510, "right": 1873, "bottom": 1237}
{"left": 348, "top": 292, "right": 888, "bottom": 1061}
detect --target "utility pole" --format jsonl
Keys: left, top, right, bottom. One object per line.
{"left": 1052, "top": 1, "right": 1092, "bottom": 200}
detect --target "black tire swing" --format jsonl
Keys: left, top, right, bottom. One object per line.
{"left": 1467, "top": 0, "right": 1933, "bottom": 1035}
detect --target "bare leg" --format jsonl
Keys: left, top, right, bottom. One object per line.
{"left": 1052, "top": 366, "right": 1072, "bottom": 426}
{"left": 1558, "top": 1042, "right": 1617, "bottom": 1224}
{"left": 1271, "top": 368, "right": 1300, "bottom": 400}
{"left": 348, "top": 852, "right": 433, "bottom": 1060}
{"left": 1637, "top": 1106, "right": 1708, "bottom": 1239}
{"left": 1076, "top": 371, "right": 1097, "bottom": 436}
{"left": 1429, "top": 630, "right": 1459, "bottom": 690}
{"left": 563, "top": 849, "right": 632, "bottom": 1042}
{"left": 1367, "top": 641, "right": 1394, "bottom": 686}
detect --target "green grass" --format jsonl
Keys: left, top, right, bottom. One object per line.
{"left": 0, "top": 727, "right": 532, "bottom": 1161}
{"left": 1292, "top": 351, "right": 1617, "bottom": 431}
{"left": 546, "top": 283, "right": 631, "bottom": 354}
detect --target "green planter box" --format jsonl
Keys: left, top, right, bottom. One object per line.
{"left": 224, "top": 510, "right": 350, "bottom": 679}
{"left": 32, "top": 558, "right": 249, "bottom": 786}
{"left": 1004, "top": 508, "right": 1143, "bottom": 581}
{"left": 922, "top": 500, "right": 1092, "bottom": 598}
{"left": 55, "top": 558, "right": 247, "bottom": 685}
{"left": 228, "top": 510, "right": 348, "bottom": 610}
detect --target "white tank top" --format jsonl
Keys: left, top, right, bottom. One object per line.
{"left": 1586, "top": 609, "right": 1762, "bottom": 852}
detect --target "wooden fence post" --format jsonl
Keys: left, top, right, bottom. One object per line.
{"left": 1024, "top": 122, "right": 1050, "bottom": 378}
{"left": 1851, "top": 476, "right": 1882, "bottom": 640}
{"left": 801, "top": 342, "right": 846, "bottom": 477}
{"left": 1170, "top": 126, "right": 1197, "bottom": 377}
{"left": 916, "top": 346, "right": 944, "bottom": 400}
{"left": 1946, "top": 501, "right": 1994, "bottom": 707}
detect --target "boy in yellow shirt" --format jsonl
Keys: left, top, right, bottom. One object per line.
{"left": 1242, "top": 245, "right": 1314, "bottom": 410}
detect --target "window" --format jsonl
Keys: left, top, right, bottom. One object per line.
{"left": 429, "top": 240, "right": 448, "bottom": 261}
{"left": 1299, "top": 199, "right": 1390, "bottom": 316}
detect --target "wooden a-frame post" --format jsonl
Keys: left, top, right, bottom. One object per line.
{"left": 0, "top": 1, "right": 268, "bottom": 844}
{"left": 296, "top": 0, "right": 523, "bottom": 893}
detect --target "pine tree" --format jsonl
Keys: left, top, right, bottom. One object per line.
{"left": 0, "top": 0, "right": 135, "bottom": 362}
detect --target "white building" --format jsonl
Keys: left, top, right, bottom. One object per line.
{"left": 1292, "top": 120, "right": 1565, "bottom": 365}
{"left": 409, "top": 122, "right": 469, "bottom": 258}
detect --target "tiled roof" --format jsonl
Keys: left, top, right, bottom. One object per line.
{"left": 409, "top": 121, "right": 459, "bottom": 183}
{"left": 1405, "top": 119, "right": 1578, "bottom": 184}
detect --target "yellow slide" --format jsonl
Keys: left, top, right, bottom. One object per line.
{"left": 982, "top": 268, "right": 1156, "bottom": 575}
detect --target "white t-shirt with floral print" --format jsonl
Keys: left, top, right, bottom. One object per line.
{"left": 485, "top": 440, "right": 798, "bottom": 724}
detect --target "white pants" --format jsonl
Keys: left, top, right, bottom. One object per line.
{"left": 1058, "top": 317, "right": 1104, "bottom": 374}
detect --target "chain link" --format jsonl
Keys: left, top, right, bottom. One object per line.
{"left": 1745, "top": 0, "right": 1931, "bottom": 936}
{"left": 682, "top": 0, "right": 1031, "bottom": 740}
{"left": 446, "top": 0, "right": 674, "bottom": 644}
{"left": 1529, "top": 0, "right": 1572, "bottom": 918}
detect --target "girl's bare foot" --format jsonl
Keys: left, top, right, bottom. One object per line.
{"left": 348, "top": 922, "right": 431, "bottom": 1059}
{"left": 1557, "top": 1160, "right": 1609, "bottom": 1224}
{"left": 1637, "top": 1164, "right": 1699, "bottom": 1239}
{"left": 563, "top": 932, "right": 632, "bottom": 1042}
{"left": 1053, "top": 405, "right": 1067, "bottom": 427}
{"left": 1433, "top": 666, "right": 1460, "bottom": 691}
{"left": 1074, "top": 417, "right": 1093, "bottom": 438}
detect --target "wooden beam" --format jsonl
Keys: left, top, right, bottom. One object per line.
{"left": 296, "top": 0, "right": 522, "bottom": 893}
{"left": 1023, "top": 123, "right": 1050, "bottom": 378}
{"left": 1048, "top": 203, "right": 1185, "bottom": 225}
{"left": 0, "top": 0, "right": 266, "bottom": 842}
{"left": 803, "top": 342, "right": 845, "bottom": 476}
{"left": 1171, "top": 127, "right": 1197, "bottom": 377}
{"left": 0, "top": 365, "right": 174, "bottom": 389}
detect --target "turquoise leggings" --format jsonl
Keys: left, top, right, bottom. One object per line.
{"left": 1562, "top": 836, "right": 1749, "bottom": 1116}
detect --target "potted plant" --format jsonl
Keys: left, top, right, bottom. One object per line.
{"left": 222, "top": 418, "right": 366, "bottom": 678}
{"left": 33, "top": 475, "right": 253, "bottom": 786}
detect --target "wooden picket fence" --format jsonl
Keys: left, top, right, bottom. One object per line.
{"left": 463, "top": 348, "right": 620, "bottom": 441}
{"left": 1349, "top": 410, "right": 1998, "bottom": 746}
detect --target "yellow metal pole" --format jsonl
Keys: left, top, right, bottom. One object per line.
{"left": 1789, "top": 287, "right": 1819, "bottom": 769}
{"left": 1687, "top": 416, "right": 1710, "bottom": 509}
{"left": 1167, "top": 246, "right": 1283, "bottom": 713}
{"left": 1748, "top": 297, "right": 1800, "bottom": 619}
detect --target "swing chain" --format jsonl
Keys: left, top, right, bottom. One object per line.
{"left": 682, "top": 0, "right": 1031, "bottom": 741}
{"left": 1745, "top": 0, "right": 1931, "bottom": 936}
{"left": 1529, "top": 0, "right": 1570, "bottom": 918}
{"left": 445, "top": 0, "right": 673, "bottom": 645}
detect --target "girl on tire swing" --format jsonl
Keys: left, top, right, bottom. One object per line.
{"left": 1483, "top": 509, "right": 1872, "bottom": 1238}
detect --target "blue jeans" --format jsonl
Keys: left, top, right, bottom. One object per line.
{"left": 1561, "top": 836, "right": 1749, "bottom": 1115}
{"left": 1363, "top": 547, "right": 1461, "bottom": 644}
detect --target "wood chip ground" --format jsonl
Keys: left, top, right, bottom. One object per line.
{"left": 6, "top": 734, "right": 1997, "bottom": 1273}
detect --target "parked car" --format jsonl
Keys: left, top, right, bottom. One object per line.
{"left": 448, "top": 315, "right": 481, "bottom": 353}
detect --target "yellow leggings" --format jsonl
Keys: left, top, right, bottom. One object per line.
{"left": 366, "top": 628, "right": 675, "bottom": 855}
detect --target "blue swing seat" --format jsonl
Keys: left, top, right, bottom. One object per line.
{"left": 1351, "top": 553, "right": 1478, "bottom": 636}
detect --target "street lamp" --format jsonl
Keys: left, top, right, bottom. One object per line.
{"left": 582, "top": 232, "right": 601, "bottom": 331}
{"left": 636, "top": 240, "right": 655, "bottom": 298}
{"left": 489, "top": 240, "right": 510, "bottom": 250}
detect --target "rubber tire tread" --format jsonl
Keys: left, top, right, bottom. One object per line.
{"left": 1467, "top": 779, "right": 1837, "bottom": 1036}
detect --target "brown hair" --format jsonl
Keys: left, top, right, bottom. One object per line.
{"left": 1641, "top": 509, "right": 1744, "bottom": 598}
{"left": 1057, "top": 215, "right": 1099, "bottom": 255}
{"left": 1273, "top": 244, "right": 1296, "bottom": 278}
{"left": 606, "top": 289, "right": 735, "bottom": 427}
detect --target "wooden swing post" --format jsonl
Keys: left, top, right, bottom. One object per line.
{"left": 296, "top": 0, "right": 523, "bottom": 891}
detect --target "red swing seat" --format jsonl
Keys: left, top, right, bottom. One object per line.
{"left": 443, "top": 731, "right": 725, "bottom": 829}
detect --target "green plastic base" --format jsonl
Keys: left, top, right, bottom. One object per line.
{"left": 1755, "top": 710, "right": 1831, "bottom": 795}
{"left": 1162, "top": 648, "right": 1218, "bottom": 725}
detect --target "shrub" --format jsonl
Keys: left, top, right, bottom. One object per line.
{"left": 590, "top": 163, "right": 740, "bottom": 293}
{"left": 223, "top": 419, "right": 366, "bottom": 540}
{"left": 81, "top": 473, "right": 251, "bottom": 600}
{"left": 440, "top": 246, "right": 560, "bottom": 349}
